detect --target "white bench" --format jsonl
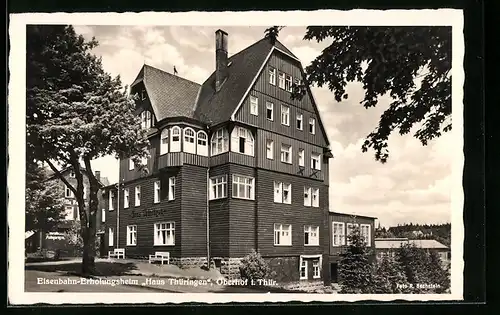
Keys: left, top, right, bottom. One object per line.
{"left": 108, "top": 248, "right": 125, "bottom": 259}
{"left": 149, "top": 251, "right": 170, "bottom": 265}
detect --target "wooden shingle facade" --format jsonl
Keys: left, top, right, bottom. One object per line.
{"left": 103, "top": 29, "right": 332, "bottom": 283}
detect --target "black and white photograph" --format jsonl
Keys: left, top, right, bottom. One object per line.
{"left": 8, "top": 10, "right": 464, "bottom": 303}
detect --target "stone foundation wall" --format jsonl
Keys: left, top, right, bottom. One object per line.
{"left": 212, "top": 257, "right": 243, "bottom": 279}
{"left": 282, "top": 280, "right": 325, "bottom": 293}
{"left": 169, "top": 257, "right": 209, "bottom": 268}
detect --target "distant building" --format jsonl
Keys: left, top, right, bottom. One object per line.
{"left": 326, "top": 212, "right": 377, "bottom": 285}
{"left": 374, "top": 237, "right": 450, "bottom": 267}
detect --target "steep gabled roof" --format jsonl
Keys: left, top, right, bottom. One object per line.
{"left": 132, "top": 64, "right": 201, "bottom": 121}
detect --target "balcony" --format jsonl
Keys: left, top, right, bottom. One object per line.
{"left": 158, "top": 152, "right": 209, "bottom": 169}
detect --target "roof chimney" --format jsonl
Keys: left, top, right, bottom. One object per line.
{"left": 215, "top": 29, "right": 228, "bottom": 91}
{"left": 95, "top": 171, "right": 101, "bottom": 181}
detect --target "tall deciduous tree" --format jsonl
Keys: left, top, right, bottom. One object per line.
{"left": 26, "top": 25, "right": 149, "bottom": 275}
{"left": 293, "top": 26, "right": 451, "bottom": 163}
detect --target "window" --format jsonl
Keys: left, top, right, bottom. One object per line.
{"left": 296, "top": 114, "right": 303, "bottom": 130}
{"left": 160, "top": 129, "right": 169, "bottom": 155}
{"left": 332, "top": 222, "right": 345, "bottom": 246}
{"left": 311, "top": 152, "right": 321, "bottom": 170}
{"left": 129, "top": 158, "right": 134, "bottom": 171}
{"left": 312, "top": 188, "right": 319, "bottom": 207}
{"left": 360, "top": 224, "right": 371, "bottom": 246}
{"left": 154, "top": 222, "right": 175, "bottom": 246}
{"left": 65, "top": 185, "right": 74, "bottom": 198}
{"left": 281, "top": 105, "right": 290, "bottom": 126}
{"left": 312, "top": 260, "right": 320, "bottom": 278}
{"left": 124, "top": 188, "right": 129, "bottom": 208}
{"left": 274, "top": 182, "right": 291, "bottom": 204}
{"left": 269, "top": 67, "right": 276, "bottom": 85}
{"left": 127, "top": 225, "right": 137, "bottom": 246}
{"left": 304, "top": 226, "right": 319, "bottom": 246}
{"left": 109, "top": 190, "right": 115, "bottom": 210}
{"left": 140, "top": 110, "right": 152, "bottom": 129}
{"left": 231, "top": 127, "right": 254, "bottom": 156}
{"left": 183, "top": 128, "right": 196, "bottom": 154}
{"left": 280, "top": 144, "right": 292, "bottom": 164}
{"left": 232, "top": 175, "right": 255, "bottom": 200}
{"left": 298, "top": 149, "right": 305, "bottom": 167}
{"left": 154, "top": 181, "right": 160, "bottom": 203}
{"left": 197, "top": 131, "right": 208, "bottom": 156}
{"left": 135, "top": 186, "right": 141, "bottom": 207}
{"left": 285, "top": 75, "right": 292, "bottom": 92}
{"left": 278, "top": 72, "right": 286, "bottom": 89}
{"left": 250, "top": 96, "right": 258, "bottom": 116}
{"left": 69, "top": 171, "right": 75, "bottom": 178}
{"left": 266, "top": 139, "right": 274, "bottom": 159}
{"left": 346, "top": 223, "right": 359, "bottom": 245}
{"left": 210, "top": 175, "right": 227, "bottom": 200}
{"left": 274, "top": 224, "right": 292, "bottom": 246}
{"left": 141, "top": 89, "right": 146, "bottom": 100}
{"left": 108, "top": 228, "right": 114, "bottom": 246}
{"left": 300, "top": 259, "right": 307, "bottom": 280}
{"left": 304, "top": 187, "right": 311, "bottom": 207}
{"left": 266, "top": 101, "right": 274, "bottom": 121}
{"left": 101, "top": 209, "right": 105, "bottom": 223}
{"left": 309, "top": 117, "right": 316, "bottom": 134}
{"left": 170, "top": 126, "right": 181, "bottom": 152}
{"left": 169, "top": 177, "right": 176, "bottom": 200}
{"left": 211, "top": 128, "right": 229, "bottom": 156}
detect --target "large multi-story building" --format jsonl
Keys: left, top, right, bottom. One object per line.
{"left": 103, "top": 29, "right": 332, "bottom": 283}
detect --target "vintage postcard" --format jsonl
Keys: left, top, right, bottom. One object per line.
{"left": 8, "top": 9, "right": 464, "bottom": 304}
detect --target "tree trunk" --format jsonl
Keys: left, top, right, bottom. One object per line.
{"left": 81, "top": 226, "right": 96, "bottom": 275}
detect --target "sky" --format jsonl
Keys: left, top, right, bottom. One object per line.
{"left": 75, "top": 25, "right": 453, "bottom": 228}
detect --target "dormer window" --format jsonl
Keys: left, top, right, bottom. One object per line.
{"left": 197, "top": 131, "right": 208, "bottom": 156}
{"left": 183, "top": 127, "right": 196, "bottom": 154}
{"left": 170, "top": 126, "right": 181, "bottom": 152}
{"left": 140, "top": 110, "right": 152, "bottom": 129}
{"left": 160, "top": 129, "right": 169, "bottom": 155}
{"left": 231, "top": 126, "right": 254, "bottom": 156}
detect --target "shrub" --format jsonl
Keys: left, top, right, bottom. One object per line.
{"left": 239, "top": 249, "right": 274, "bottom": 283}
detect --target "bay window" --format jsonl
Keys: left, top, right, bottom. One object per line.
{"left": 231, "top": 126, "right": 254, "bottom": 156}
{"left": 232, "top": 174, "right": 254, "bottom": 200}
{"left": 170, "top": 126, "right": 181, "bottom": 152}
{"left": 183, "top": 127, "right": 196, "bottom": 154}
{"left": 211, "top": 128, "right": 229, "bottom": 156}
{"left": 197, "top": 131, "right": 208, "bottom": 156}
{"left": 210, "top": 175, "right": 227, "bottom": 200}
{"left": 160, "top": 129, "right": 169, "bottom": 155}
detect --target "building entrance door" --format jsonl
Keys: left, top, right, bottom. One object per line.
{"left": 330, "top": 263, "right": 338, "bottom": 283}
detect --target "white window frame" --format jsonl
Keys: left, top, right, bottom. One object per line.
{"left": 197, "top": 131, "right": 208, "bottom": 156}
{"left": 280, "top": 144, "right": 292, "bottom": 164}
{"left": 312, "top": 188, "right": 319, "bottom": 207}
{"left": 304, "top": 187, "right": 312, "bottom": 207}
{"left": 278, "top": 72, "right": 286, "bottom": 89}
{"left": 169, "top": 177, "right": 176, "bottom": 201}
{"left": 312, "top": 260, "right": 321, "bottom": 279}
{"left": 281, "top": 105, "right": 290, "bottom": 126}
{"left": 183, "top": 127, "right": 196, "bottom": 154}
{"left": 101, "top": 208, "right": 106, "bottom": 223}
{"left": 211, "top": 128, "right": 229, "bottom": 156}
{"left": 135, "top": 186, "right": 141, "bottom": 207}
{"left": 285, "top": 74, "right": 292, "bottom": 92}
{"left": 232, "top": 174, "right": 255, "bottom": 200}
{"left": 65, "top": 185, "right": 74, "bottom": 198}
{"left": 108, "top": 190, "right": 114, "bottom": 211}
{"left": 108, "top": 227, "right": 114, "bottom": 246}
{"left": 311, "top": 152, "right": 321, "bottom": 170}
{"left": 346, "top": 223, "right": 359, "bottom": 245}
{"left": 154, "top": 180, "right": 161, "bottom": 204}
{"left": 266, "top": 139, "right": 274, "bottom": 160}
{"left": 69, "top": 171, "right": 75, "bottom": 178}
{"left": 360, "top": 224, "right": 371, "bottom": 247}
{"left": 210, "top": 175, "right": 227, "bottom": 200}
{"left": 332, "top": 222, "right": 346, "bottom": 246}
{"left": 154, "top": 222, "right": 175, "bottom": 246}
{"left": 266, "top": 101, "right": 274, "bottom": 121}
{"left": 127, "top": 225, "right": 137, "bottom": 246}
{"left": 141, "top": 110, "right": 152, "bottom": 129}
{"left": 160, "top": 128, "right": 169, "bottom": 155}
{"left": 299, "top": 259, "right": 307, "bottom": 280}
{"left": 170, "top": 126, "right": 181, "bottom": 152}
{"left": 269, "top": 67, "right": 276, "bottom": 85}
{"left": 274, "top": 182, "right": 282, "bottom": 203}
{"left": 309, "top": 117, "right": 316, "bottom": 134}
{"left": 296, "top": 113, "right": 303, "bottom": 130}
{"left": 250, "top": 95, "right": 259, "bottom": 116}
{"left": 129, "top": 158, "right": 134, "bottom": 171}
{"left": 231, "top": 126, "right": 254, "bottom": 156}
{"left": 283, "top": 183, "right": 291, "bottom": 204}
{"left": 123, "top": 188, "right": 129, "bottom": 208}
{"left": 304, "top": 225, "right": 319, "bottom": 246}
{"left": 274, "top": 223, "right": 292, "bottom": 246}
{"left": 298, "top": 149, "right": 305, "bottom": 167}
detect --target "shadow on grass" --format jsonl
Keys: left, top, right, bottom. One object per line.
{"left": 25, "top": 257, "right": 73, "bottom": 263}
{"left": 25, "top": 261, "right": 139, "bottom": 277}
